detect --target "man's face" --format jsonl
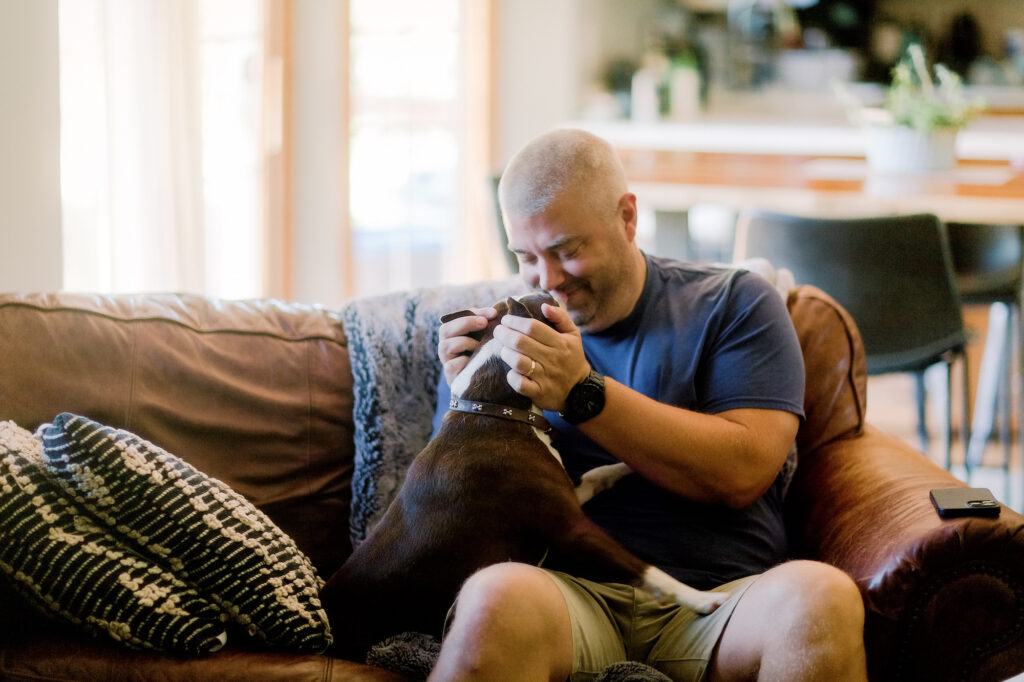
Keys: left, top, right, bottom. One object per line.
{"left": 506, "top": 191, "right": 638, "bottom": 333}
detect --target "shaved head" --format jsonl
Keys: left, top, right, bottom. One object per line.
{"left": 496, "top": 128, "right": 646, "bottom": 332}
{"left": 498, "top": 129, "right": 629, "bottom": 225}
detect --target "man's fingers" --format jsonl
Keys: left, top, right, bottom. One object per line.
{"left": 439, "top": 306, "right": 497, "bottom": 339}
{"left": 542, "top": 302, "right": 578, "bottom": 334}
{"left": 443, "top": 356, "right": 471, "bottom": 385}
{"left": 499, "top": 347, "right": 537, "bottom": 377}
{"left": 439, "top": 334, "right": 480, "bottom": 362}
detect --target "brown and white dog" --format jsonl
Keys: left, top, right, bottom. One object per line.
{"left": 320, "top": 292, "right": 726, "bottom": 658}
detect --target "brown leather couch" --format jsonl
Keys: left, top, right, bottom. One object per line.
{"left": 0, "top": 283, "right": 1022, "bottom": 681}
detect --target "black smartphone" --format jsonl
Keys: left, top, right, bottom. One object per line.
{"left": 930, "top": 487, "right": 1001, "bottom": 519}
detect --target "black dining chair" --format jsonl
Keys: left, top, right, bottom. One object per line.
{"left": 947, "top": 222, "right": 1022, "bottom": 492}
{"left": 734, "top": 210, "right": 971, "bottom": 468}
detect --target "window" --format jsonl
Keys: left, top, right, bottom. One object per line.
{"left": 59, "top": 0, "right": 264, "bottom": 298}
{"left": 348, "top": 0, "right": 464, "bottom": 297}
{"left": 59, "top": 0, "right": 496, "bottom": 302}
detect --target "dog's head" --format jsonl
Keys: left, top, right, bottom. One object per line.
{"left": 443, "top": 292, "right": 558, "bottom": 404}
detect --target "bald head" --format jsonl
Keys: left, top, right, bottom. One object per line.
{"left": 498, "top": 129, "right": 629, "bottom": 225}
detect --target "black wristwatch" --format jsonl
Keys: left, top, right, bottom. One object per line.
{"left": 560, "top": 369, "right": 606, "bottom": 425}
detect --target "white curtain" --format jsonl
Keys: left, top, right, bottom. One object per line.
{"left": 60, "top": 0, "right": 204, "bottom": 294}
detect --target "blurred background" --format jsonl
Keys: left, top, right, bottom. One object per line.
{"left": 4, "top": 0, "right": 1021, "bottom": 305}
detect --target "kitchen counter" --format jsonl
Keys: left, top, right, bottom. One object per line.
{"left": 572, "top": 86, "right": 1024, "bottom": 162}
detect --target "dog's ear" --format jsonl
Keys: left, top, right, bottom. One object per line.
{"left": 440, "top": 309, "right": 490, "bottom": 344}
{"left": 440, "top": 309, "right": 474, "bottom": 324}
{"left": 506, "top": 296, "right": 531, "bottom": 318}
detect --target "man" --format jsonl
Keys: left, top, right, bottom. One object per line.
{"left": 430, "top": 129, "right": 866, "bottom": 681}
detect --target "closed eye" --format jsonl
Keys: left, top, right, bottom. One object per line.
{"left": 558, "top": 244, "right": 582, "bottom": 259}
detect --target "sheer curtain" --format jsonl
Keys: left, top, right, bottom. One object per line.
{"left": 60, "top": 0, "right": 206, "bottom": 294}
{"left": 60, "top": 0, "right": 497, "bottom": 303}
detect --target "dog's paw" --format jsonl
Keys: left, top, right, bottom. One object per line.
{"left": 576, "top": 462, "right": 633, "bottom": 505}
{"left": 688, "top": 590, "right": 729, "bottom": 615}
{"left": 641, "top": 566, "right": 729, "bottom": 615}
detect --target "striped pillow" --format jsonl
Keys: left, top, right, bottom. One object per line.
{"left": 0, "top": 421, "right": 227, "bottom": 653}
{"left": 40, "top": 413, "right": 332, "bottom": 653}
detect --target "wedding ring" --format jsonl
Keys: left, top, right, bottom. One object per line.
{"left": 525, "top": 358, "right": 537, "bottom": 379}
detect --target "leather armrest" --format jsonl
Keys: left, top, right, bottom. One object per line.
{"left": 787, "top": 425, "right": 1024, "bottom": 681}
{"left": 0, "top": 629, "right": 409, "bottom": 682}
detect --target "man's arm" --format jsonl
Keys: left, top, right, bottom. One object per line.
{"left": 494, "top": 303, "right": 798, "bottom": 508}
{"left": 581, "top": 386, "right": 797, "bottom": 507}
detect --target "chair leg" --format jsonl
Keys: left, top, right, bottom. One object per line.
{"left": 967, "top": 302, "right": 1010, "bottom": 474}
{"left": 945, "top": 361, "right": 954, "bottom": 471}
{"left": 999, "top": 305, "right": 1014, "bottom": 501}
{"left": 961, "top": 347, "right": 972, "bottom": 475}
{"left": 1013, "top": 299, "right": 1023, "bottom": 510}
{"left": 914, "top": 370, "right": 929, "bottom": 455}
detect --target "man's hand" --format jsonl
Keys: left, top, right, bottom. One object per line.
{"left": 494, "top": 302, "right": 591, "bottom": 412}
{"left": 437, "top": 306, "right": 497, "bottom": 386}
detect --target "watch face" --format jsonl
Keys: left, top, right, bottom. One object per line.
{"left": 563, "top": 371, "right": 605, "bottom": 425}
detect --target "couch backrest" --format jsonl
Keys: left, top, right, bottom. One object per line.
{"left": 0, "top": 283, "right": 868, "bottom": 576}
{"left": 786, "top": 285, "right": 867, "bottom": 453}
{"left": 0, "top": 293, "right": 356, "bottom": 576}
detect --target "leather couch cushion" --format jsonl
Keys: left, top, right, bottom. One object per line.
{"left": 40, "top": 412, "right": 331, "bottom": 652}
{"left": 0, "top": 293, "right": 355, "bottom": 577}
{"left": 0, "top": 421, "right": 227, "bottom": 653}
{"left": 786, "top": 285, "right": 867, "bottom": 454}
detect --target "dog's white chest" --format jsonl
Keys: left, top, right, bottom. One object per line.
{"left": 531, "top": 408, "right": 563, "bottom": 467}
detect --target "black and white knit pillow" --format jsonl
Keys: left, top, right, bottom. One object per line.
{"left": 0, "top": 421, "right": 227, "bottom": 653}
{"left": 39, "top": 413, "right": 332, "bottom": 653}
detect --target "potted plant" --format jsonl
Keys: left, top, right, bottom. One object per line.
{"left": 838, "top": 44, "right": 984, "bottom": 173}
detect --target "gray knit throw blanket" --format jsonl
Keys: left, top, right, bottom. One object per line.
{"left": 340, "top": 277, "right": 523, "bottom": 547}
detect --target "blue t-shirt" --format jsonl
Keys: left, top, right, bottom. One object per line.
{"left": 432, "top": 255, "right": 805, "bottom": 589}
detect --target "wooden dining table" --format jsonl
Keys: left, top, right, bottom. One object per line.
{"left": 618, "top": 149, "right": 1024, "bottom": 226}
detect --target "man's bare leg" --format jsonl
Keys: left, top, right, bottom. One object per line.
{"left": 710, "top": 560, "right": 867, "bottom": 681}
{"left": 429, "top": 562, "right": 574, "bottom": 682}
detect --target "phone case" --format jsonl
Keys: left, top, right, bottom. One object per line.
{"left": 929, "top": 487, "right": 1001, "bottom": 519}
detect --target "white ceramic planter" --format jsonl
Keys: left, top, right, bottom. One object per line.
{"left": 864, "top": 124, "right": 958, "bottom": 174}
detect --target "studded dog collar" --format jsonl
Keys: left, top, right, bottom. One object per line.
{"left": 448, "top": 398, "right": 552, "bottom": 433}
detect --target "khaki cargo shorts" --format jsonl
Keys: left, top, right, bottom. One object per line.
{"left": 544, "top": 569, "right": 759, "bottom": 682}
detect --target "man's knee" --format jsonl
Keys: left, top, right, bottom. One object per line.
{"left": 761, "top": 559, "right": 866, "bottom": 672}
{"left": 434, "top": 563, "right": 573, "bottom": 681}
{"left": 450, "top": 562, "right": 571, "bottom": 647}
{"left": 714, "top": 561, "right": 867, "bottom": 681}
{"left": 457, "top": 563, "right": 556, "bottom": 616}
{"left": 747, "top": 561, "right": 863, "bottom": 636}
{"left": 776, "top": 560, "right": 864, "bottom": 627}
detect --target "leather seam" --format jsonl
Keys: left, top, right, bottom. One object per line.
{"left": 0, "top": 302, "right": 348, "bottom": 348}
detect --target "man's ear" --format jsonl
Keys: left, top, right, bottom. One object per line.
{"left": 619, "top": 192, "right": 638, "bottom": 243}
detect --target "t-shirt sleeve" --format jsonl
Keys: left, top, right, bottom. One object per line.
{"left": 431, "top": 372, "right": 452, "bottom": 437}
{"left": 697, "top": 272, "right": 805, "bottom": 418}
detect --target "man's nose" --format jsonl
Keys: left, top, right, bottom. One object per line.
{"left": 535, "top": 257, "right": 564, "bottom": 293}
